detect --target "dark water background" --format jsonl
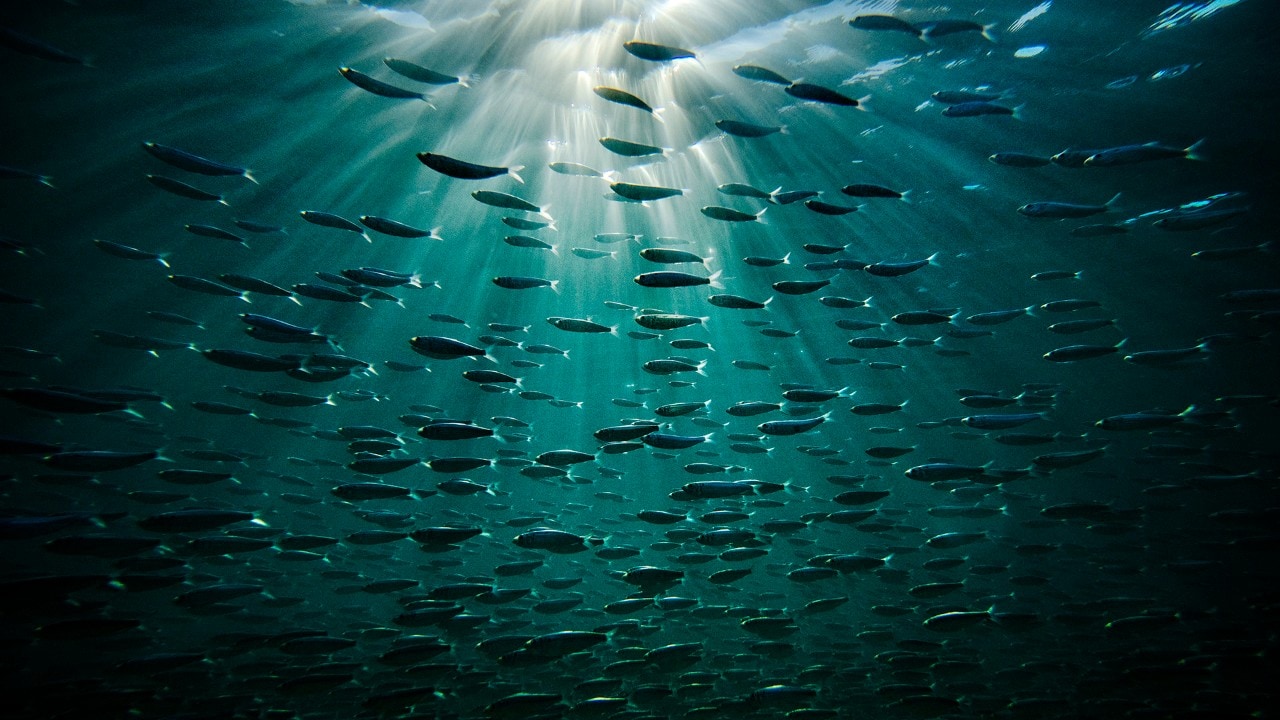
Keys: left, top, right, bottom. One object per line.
{"left": 2, "top": 1, "right": 1278, "bottom": 718}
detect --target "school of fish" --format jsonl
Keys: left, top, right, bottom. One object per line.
{"left": 1, "top": 2, "right": 1276, "bottom": 719}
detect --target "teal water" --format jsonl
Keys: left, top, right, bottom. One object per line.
{"left": 2, "top": 1, "right": 1277, "bottom": 718}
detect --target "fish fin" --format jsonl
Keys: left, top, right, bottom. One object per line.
{"left": 37, "top": 175, "right": 55, "bottom": 189}
{"left": 156, "top": 255, "right": 171, "bottom": 268}
{"left": 926, "top": 252, "right": 941, "bottom": 266}
{"left": 766, "top": 187, "right": 783, "bottom": 204}
{"left": 982, "top": 23, "right": 1000, "bottom": 43}
{"left": 508, "top": 165, "right": 525, "bottom": 184}
{"left": 708, "top": 269, "right": 724, "bottom": 290}
{"left": 1184, "top": 138, "right": 1208, "bottom": 162}
{"left": 855, "top": 95, "right": 872, "bottom": 112}
{"left": 899, "top": 189, "right": 913, "bottom": 204}
{"left": 1104, "top": 193, "right": 1122, "bottom": 211}
{"left": 430, "top": 226, "right": 444, "bottom": 241}
{"left": 652, "top": 106, "right": 667, "bottom": 124}
{"left": 243, "top": 169, "right": 258, "bottom": 185}
{"left": 458, "top": 73, "right": 480, "bottom": 88}
{"left": 1010, "top": 103, "right": 1026, "bottom": 121}
{"left": 780, "top": 252, "right": 791, "bottom": 265}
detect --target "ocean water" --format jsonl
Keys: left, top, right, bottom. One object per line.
{"left": 1, "top": 0, "right": 1277, "bottom": 717}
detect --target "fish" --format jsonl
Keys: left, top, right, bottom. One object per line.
{"left": 732, "top": 64, "right": 791, "bottom": 84}
{"left": 849, "top": 14, "right": 922, "bottom": 36}
{"left": 609, "top": 182, "right": 683, "bottom": 201}
{"left": 623, "top": 41, "right": 695, "bottom": 62}
{"left": 417, "top": 152, "right": 523, "bottom": 182}
{"left": 358, "top": 215, "right": 437, "bottom": 238}
{"left": 1084, "top": 139, "right": 1206, "bottom": 167}
{"left": 338, "top": 67, "right": 429, "bottom": 100}
{"left": 472, "top": 190, "right": 544, "bottom": 213}
{"left": 941, "top": 101, "right": 1022, "bottom": 118}
{"left": 634, "top": 271, "right": 722, "bottom": 288}
{"left": 383, "top": 58, "right": 470, "bottom": 86}
{"left": 592, "top": 86, "right": 657, "bottom": 114}
{"left": 784, "top": 83, "right": 867, "bottom": 107}
{"left": 1019, "top": 194, "right": 1121, "bottom": 218}
{"left": 599, "top": 137, "right": 665, "bottom": 157}
{"left": 701, "top": 206, "right": 765, "bottom": 223}
{"left": 93, "top": 239, "right": 169, "bottom": 267}
{"left": 145, "top": 174, "right": 227, "bottom": 204}
{"left": 142, "top": 142, "right": 254, "bottom": 182}
{"left": 989, "top": 152, "right": 1052, "bottom": 167}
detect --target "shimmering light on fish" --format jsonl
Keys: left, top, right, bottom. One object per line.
{"left": 1014, "top": 45, "right": 1047, "bottom": 58}
{"left": 1008, "top": 1, "right": 1053, "bottom": 32}
{"left": 1148, "top": 62, "right": 1198, "bottom": 81}
{"left": 1143, "top": 0, "right": 1246, "bottom": 37}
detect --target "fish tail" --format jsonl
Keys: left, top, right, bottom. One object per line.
{"left": 1104, "top": 192, "right": 1122, "bottom": 211}
{"left": 156, "top": 255, "right": 171, "bottom": 268}
{"left": 1010, "top": 103, "right": 1026, "bottom": 121}
{"left": 243, "top": 169, "right": 258, "bottom": 185}
{"left": 899, "top": 189, "right": 913, "bottom": 204}
{"left": 982, "top": 23, "right": 1000, "bottom": 43}
{"left": 508, "top": 165, "right": 525, "bottom": 184}
{"left": 855, "top": 95, "right": 872, "bottom": 112}
{"left": 1184, "top": 138, "right": 1208, "bottom": 162}
{"left": 708, "top": 269, "right": 724, "bottom": 289}
{"left": 38, "top": 175, "right": 55, "bottom": 188}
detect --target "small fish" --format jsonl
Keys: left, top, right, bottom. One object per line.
{"left": 383, "top": 58, "right": 469, "bottom": 86}
{"left": 593, "top": 86, "right": 658, "bottom": 114}
{"left": 417, "top": 152, "right": 523, "bottom": 182}
{"left": 848, "top": 14, "right": 922, "bottom": 36}
{"left": 610, "top": 182, "right": 683, "bottom": 201}
{"left": 785, "top": 82, "right": 867, "bottom": 107}
{"left": 805, "top": 199, "right": 859, "bottom": 215}
{"left": 472, "top": 190, "right": 544, "bottom": 213}
{"left": 731, "top": 64, "right": 791, "bottom": 84}
{"left": 493, "top": 276, "right": 559, "bottom": 291}
{"left": 623, "top": 40, "right": 695, "bottom": 62}
{"left": 338, "top": 67, "right": 428, "bottom": 100}
{"left": 185, "top": 224, "right": 247, "bottom": 245}
{"left": 145, "top": 175, "right": 226, "bottom": 204}
{"left": 549, "top": 161, "right": 609, "bottom": 177}
{"left": 743, "top": 253, "right": 790, "bottom": 267}
{"left": 841, "top": 183, "right": 909, "bottom": 200}
{"left": 640, "top": 248, "right": 706, "bottom": 264}
{"left": 142, "top": 142, "right": 254, "bottom": 182}
{"left": 989, "top": 152, "right": 1052, "bottom": 167}
{"left": 865, "top": 253, "right": 938, "bottom": 277}
{"left": 1084, "top": 139, "right": 1206, "bottom": 167}
{"left": 1043, "top": 339, "right": 1127, "bottom": 362}
{"left": 359, "top": 215, "right": 436, "bottom": 238}
{"left": 634, "top": 270, "right": 722, "bottom": 288}
{"left": 1019, "top": 193, "right": 1120, "bottom": 218}
{"left": 300, "top": 210, "right": 367, "bottom": 237}
{"left": 93, "top": 239, "right": 169, "bottom": 267}
{"left": 702, "top": 206, "right": 765, "bottom": 223}
{"left": 942, "top": 101, "right": 1021, "bottom": 118}
{"left": 599, "top": 137, "right": 665, "bottom": 157}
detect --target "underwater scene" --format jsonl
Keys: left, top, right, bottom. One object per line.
{"left": 1, "top": 0, "right": 1277, "bottom": 718}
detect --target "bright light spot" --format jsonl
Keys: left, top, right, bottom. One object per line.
{"left": 1014, "top": 45, "right": 1047, "bottom": 58}
{"left": 1009, "top": 1, "right": 1052, "bottom": 32}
